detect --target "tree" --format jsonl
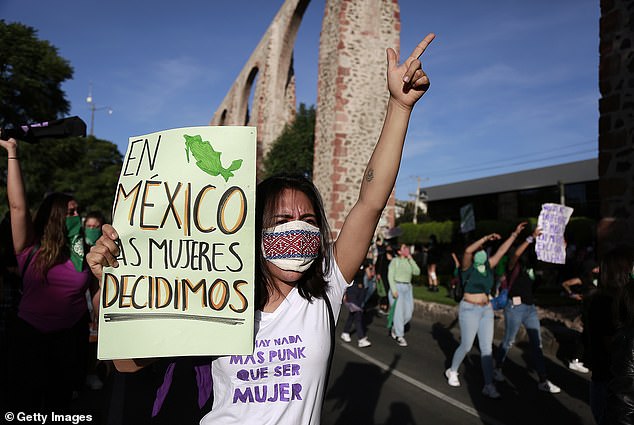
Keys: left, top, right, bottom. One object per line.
{"left": 262, "top": 103, "right": 315, "bottom": 178}
{"left": 0, "top": 136, "right": 123, "bottom": 219}
{"left": 396, "top": 200, "right": 427, "bottom": 224}
{"left": 0, "top": 20, "right": 73, "bottom": 129}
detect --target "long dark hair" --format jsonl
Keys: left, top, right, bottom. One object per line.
{"left": 255, "top": 174, "right": 332, "bottom": 310}
{"left": 32, "top": 192, "right": 74, "bottom": 275}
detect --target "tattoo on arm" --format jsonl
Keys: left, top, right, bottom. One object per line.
{"left": 365, "top": 168, "right": 374, "bottom": 182}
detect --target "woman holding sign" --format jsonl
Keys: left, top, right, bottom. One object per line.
{"left": 87, "top": 32, "right": 436, "bottom": 424}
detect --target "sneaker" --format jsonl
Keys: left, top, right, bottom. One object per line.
{"left": 390, "top": 328, "right": 397, "bottom": 340}
{"left": 482, "top": 383, "right": 501, "bottom": 399}
{"left": 340, "top": 332, "right": 351, "bottom": 343}
{"left": 86, "top": 374, "right": 104, "bottom": 390}
{"left": 358, "top": 337, "right": 371, "bottom": 348}
{"left": 568, "top": 359, "right": 589, "bottom": 374}
{"left": 395, "top": 336, "right": 408, "bottom": 347}
{"left": 445, "top": 368, "right": 460, "bottom": 387}
{"left": 538, "top": 380, "right": 561, "bottom": 394}
{"left": 493, "top": 368, "right": 505, "bottom": 382}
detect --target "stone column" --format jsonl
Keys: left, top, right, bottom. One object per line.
{"left": 314, "top": 0, "right": 401, "bottom": 238}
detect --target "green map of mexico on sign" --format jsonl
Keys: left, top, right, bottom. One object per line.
{"left": 98, "top": 126, "right": 257, "bottom": 360}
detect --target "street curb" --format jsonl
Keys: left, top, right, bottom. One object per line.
{"left": 412, "top": 299, "right": 582, "bottom": 360}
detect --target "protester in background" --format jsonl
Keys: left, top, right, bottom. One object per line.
{"left": 87, "top": 33, "right": 436, "bottom": 425}
{"left": 425, "top": 234, "right": 440, "bottom": 292}
{"left": 388, "top": 243, "right": 421, "bottom": 347}
{"left": 445, "top": 222, "right": 526, "bottom": 399}
{"left": 362, "top": 259, "right": 377, "bottom": 310}
{"left": 341, "top": 263, "right": 372, "bottom": 348}
{"left": 586, "top": 245, "right": 634, "bottom": 424}
{"left": 1, "top": 137, "right": 94, "bottom": 409}
{"left": 375, "top": 241, "right": 395, "bottom": 315}
{"left": 449, "top": 251, "right": 461, "bottom": 300}
{"left": 84, "top": 210, "right": 105, "bottom": 248}
{"left": 83, "top": 210, "right": 107, "bottom": 391}
{"left": 493, "top": 226, "right": 561, "bottom": 394}
{"left": 561, "top": 246, "right": 597, "bottom": 374}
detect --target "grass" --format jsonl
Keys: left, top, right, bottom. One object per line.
{"left": 412, "top": 275, "right": 458, "bottom": 306}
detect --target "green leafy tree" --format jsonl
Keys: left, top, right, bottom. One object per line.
{"left": 396, "top": 200, "right": 427, "bottom": 224}
{"left": 262, "top": 103, "right": 315, "bottom": 178}
{"left": 0, "top": 20, "right": 73, "bottom": 128}
{"left": 0, "top": 136, "right": 123, "bottom": 219}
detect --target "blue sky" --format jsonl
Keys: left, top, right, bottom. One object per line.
{"left": 2, "top": 0, "right": 599, "bottom": 200}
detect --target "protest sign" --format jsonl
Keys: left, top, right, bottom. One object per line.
{"left": 460, "top": 203, "right": 475, "bottom": 233}
{"left": 535, "top": 203, "right": 574, "bottom": 264}
{"left": 98, "top": 126, "right": 256, "bottom": 359}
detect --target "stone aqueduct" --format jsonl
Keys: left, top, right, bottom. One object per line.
{"left": 211, "top": 0, "right": 633, "bottom": 246}
{"left": 210, "top": 0, "right": 399, "bottom": 238}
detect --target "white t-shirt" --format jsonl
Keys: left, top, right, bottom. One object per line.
{"left": 200, "top": 258, "right": 349, "bottom": 425}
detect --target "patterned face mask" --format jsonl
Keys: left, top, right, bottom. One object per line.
{"left": 261, "top": 220, "right": 321, "bottom": 272}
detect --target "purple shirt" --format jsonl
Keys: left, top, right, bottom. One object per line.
{"left": 17, "top": 246, "right": 91, "bottom": 332}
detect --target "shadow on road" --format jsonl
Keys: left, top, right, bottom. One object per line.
{"left": 430, "top": 319, "right": 591, "bottom": 425}
{"left": 382, "top": 401, "right": 418, "bottom": 425}
{"left": 324, "top": 354, "right": 402, "bottom": 425}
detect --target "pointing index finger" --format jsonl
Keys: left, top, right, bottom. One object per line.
{"left": 409, "top": 33, "right": 436, "bottom": 60}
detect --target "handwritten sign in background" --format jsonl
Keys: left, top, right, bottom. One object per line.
{"left": 460, "top": 203, "right": 475, "bottom": 233}
{"left": 98, "top": 126, "right": 256, "bottom": 359}
{"left": 536, "top": 203, "right": 574, "bottom": 265}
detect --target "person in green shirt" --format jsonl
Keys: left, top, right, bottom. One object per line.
{"left": 388, "top": 243, "right": 421, "bottom": 347}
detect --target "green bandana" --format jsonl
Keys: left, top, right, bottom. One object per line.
{"left": 526, "top": 268, "right": 535, "bottom": 281}
{"left": 84, "top": 227, "right": 102, "bottom": 247}
{"left": 474, "top": 250, "right": 488, "bottom": 275}
{"left": 66, "top": 216, "right": 85, "bottom": 272}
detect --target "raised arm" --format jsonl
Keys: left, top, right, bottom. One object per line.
{"left": 462, "top": 234, "right": 501, "bottom": 271}
{"left": 0, "top": 137, "right": 34, "bottom": 254}
{"left": 507, "top": 225, "right": 541, "bottom": 270}
{"left": 489, "top": 222, "right": 527, "bottom": 268}
{"left": 334, "top": 33, "right": 435, "bottom": 282}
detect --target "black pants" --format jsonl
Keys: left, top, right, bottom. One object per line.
{"left": 6, "top": 313, "right": 89, "bottom": 410}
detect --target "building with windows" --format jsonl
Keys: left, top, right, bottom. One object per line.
{"left": 423, "top": 159, "right": 598, "bottom": 222}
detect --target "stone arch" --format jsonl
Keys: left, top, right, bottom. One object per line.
{"left": 218, "top": 109, "right": 227, "bottom": 126}
{"left": 242, "top": 66, "right": 259, "bottom": 126}
{"left": 210, "top": 0, "right": 310, "bottom": 176}
{"left": 211, "top": 0, "right": 400, "bottom": 237}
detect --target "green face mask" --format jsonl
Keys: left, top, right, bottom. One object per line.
{"left": 66, "top": 216, "right": 85, "bottom": 272}
{"left": 474, "top": 250, "right": 488, "bottom": 275}
{"left": 84, "top": 227, "right": 102, "bottom": 246}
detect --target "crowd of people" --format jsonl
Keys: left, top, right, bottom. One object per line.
{"left": 0, "top": 136, "right": 108, "bottom": 409}
{"left": 0, "top": 26, "right": 632, "bottom": 425}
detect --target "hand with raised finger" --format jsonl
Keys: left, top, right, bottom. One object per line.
{"left": 86, "top": 224, "right": 120, "bottom": 281}
{"left": 386, "top": 32, "right": 435, "bottom": 109}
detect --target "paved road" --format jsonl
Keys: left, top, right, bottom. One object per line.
{"left": 322, "top": 310, "right": 594, "bottom": 425}
{"left": 66, "top": 307, "right": 594, "bottom": 425}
